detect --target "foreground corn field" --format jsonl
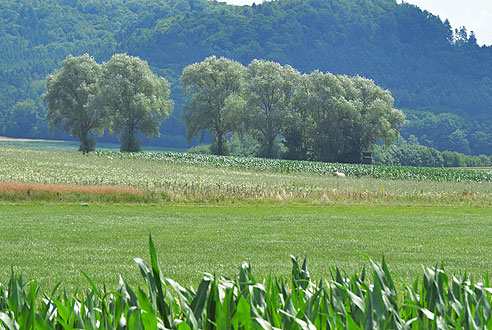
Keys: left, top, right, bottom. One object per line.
{"left": 1, "top": 236, "right": 491, "bottom": 330}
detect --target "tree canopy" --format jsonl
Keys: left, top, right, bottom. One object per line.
{"left": 182, "top": 57, "right": 405, "bottom": 163}
{"left": 44, "top": 54, "right": 107, "bottom": 153}
{"left": 244, "top": 60, "right": 300, "bottom": 158}
{"left": 101, "top": 54, "right": 173, "bottom": 152}
{"left": 181, "top": 56, "right": 246, "bottom": 155}
{"left": 44, "top": 54, "right": 172, "bottom": 153}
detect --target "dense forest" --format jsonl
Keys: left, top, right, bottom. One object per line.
{"left": 1, "top": 0, "right": 491, "bottom": 155}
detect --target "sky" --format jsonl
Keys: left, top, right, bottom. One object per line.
{"left": 222, "top": 0, "right": 492, "bottom": 46}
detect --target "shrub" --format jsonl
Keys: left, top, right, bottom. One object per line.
{"left": 186, "top": 144, "right": 211, "bottom": 154}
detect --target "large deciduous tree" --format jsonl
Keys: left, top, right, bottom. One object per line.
{"left": 304, "top": 71, "right": 349, "bottom": 162}
{"left": 245, "top": 60, "right": 300, "bottom": 158}
{"left": 181, "top": 56, "right": 246, "bottom": 156}
{"left": 343, "top": 76, "right": 405, "bottom": 162}
{"left": 283, "top": 71, "right": 405, "bottom": 163}
{"left": 101, "top": 54, "right": 173, "bottom": 152}
{"left": 44, "top": 54, "right": 107, "bottom": 154}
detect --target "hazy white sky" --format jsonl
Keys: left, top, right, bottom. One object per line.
{"left": 222, "top": 0, "right": 492, "bottom": 46}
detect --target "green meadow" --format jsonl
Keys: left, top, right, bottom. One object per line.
{"left": 1, "top": 203, "right": 491, "bottom": 293}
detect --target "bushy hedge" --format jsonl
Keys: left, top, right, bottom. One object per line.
{"left": 373, "top": 144, "right": 492, "bottom": 168}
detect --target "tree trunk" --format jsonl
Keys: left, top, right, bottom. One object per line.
{"left": 121, "top": 125, "right": 141, "bottom": 152}
{"left": 266, "top": 136, "right": 274, "bottom": 158}
{"left": 217, "top": 132, "right": 224, "bottom": 155}
{"left": 78, "top": 130, "right": 95, "bottom": 154}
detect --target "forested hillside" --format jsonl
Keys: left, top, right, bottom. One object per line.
{"left": 1, "top": 0, "right": 491, "bottom": 154}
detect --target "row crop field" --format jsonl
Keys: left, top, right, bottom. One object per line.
{"left": 96, "top": 150, "right": 492, "bottom": 183}
{"left": 0, "top": 147, "right": 492, "bottom": 205}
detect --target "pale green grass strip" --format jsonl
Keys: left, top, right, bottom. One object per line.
{"left": 1, "top": 204, "right": 491, "bottom": 293}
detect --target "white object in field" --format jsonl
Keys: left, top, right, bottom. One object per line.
{"left": 333, "top": 172, "right": 346, "bottom": 177}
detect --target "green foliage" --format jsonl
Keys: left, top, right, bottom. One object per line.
{"left": 442, "top": 150, "right": 468, "bottom": 168}
{"left": 181, "top": 56, "right": 246, "bottom": 156}
{"left": 186, "top": 144, "right": 212, "bottom": 155}
{"left": 244, "top": 60, "right": 300, "bottom": 158}
{"left": 210, "top": 136, "right": 231, "bottom": 156}
{"left": 185, "top": 134, "right": 260, "bottom": 157}
{"left": 2, "top": 235, "right": 492, "bottom": 329}
{"left": 120, "top": 128, "right": 141, "bottom": 153}
{"left": 373, "top": 144, "right": 445, "bottom": 167}
{"left": 229, "top": 132, "right": 260, "bottom": 157}
{"left": 43, "top": 54, "right": 108, "bottom": 154}
{"left": 401, "top": 110, "right": 492, "bottom": 156}
{"left": 101, "top": 54, "right": 173, "bottom": 152}
{"left": 183, "top": 58, "right": 404, "bottom": 163}
{"left": 186, "top": 134, "right": 260, "bottom": 157}
{"left": 374, "top": 143, "right": 492, "bottom": 168}
{"left": 43, "top": 54, "right": 173, "bottom": 153}
{"left": 0, "top": 0, "right": 123, "bottom": 139}
{"left": 284, "top": 71, "right": 405, "bottom": 163}
{"left": 0, "top": 99, "right": 48, "bottom": 138}
{"left": 1, "top": 0, "right": 492, "bottom": 155}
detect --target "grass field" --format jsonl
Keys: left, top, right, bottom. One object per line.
{"left": 0, "top": 138, "right": 186, "bottom": 152}
{"left": 1, "top": 203, "right": 491, "bottom": 294}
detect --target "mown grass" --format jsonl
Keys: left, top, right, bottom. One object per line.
{"left": 2, "top": 235, "right": 491, "bottom": 329}
{"left": 0, "top": 139, "right": 186, "bottom": 152}
{"left": 1, "top": 204, "right": 491, "bottom": 294}
{"left": 1, "top": 147, "right": 492, "bottom": 205}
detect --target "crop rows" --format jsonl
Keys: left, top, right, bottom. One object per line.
{"left": 1, "top": 236, "right": 492, "bottom": 329}
{"left": 1, "top": 147, "right": 491, "bottom": 205}
{"left": 96, "top": 150, "right": 492, "bottom": 183}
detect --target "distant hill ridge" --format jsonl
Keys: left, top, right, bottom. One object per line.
{"left": 1, "top": 0, "right": 491, "bottom": 154}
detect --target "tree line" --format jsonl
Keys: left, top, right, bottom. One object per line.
{"left": 372, "top": 138, "right": 492, "bottom": 168}
{"left": 400, "top": 110, "right": 492, "bottom": 156}
{"left": 45, "top": 54, "right": 404, "bottom": 164}
{"left": 182, "top": 56, "right": 405, "bottom": 163}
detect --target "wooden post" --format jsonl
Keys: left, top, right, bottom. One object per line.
{"left": 362, "top": 152, "right": 372, "bottom": 165}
